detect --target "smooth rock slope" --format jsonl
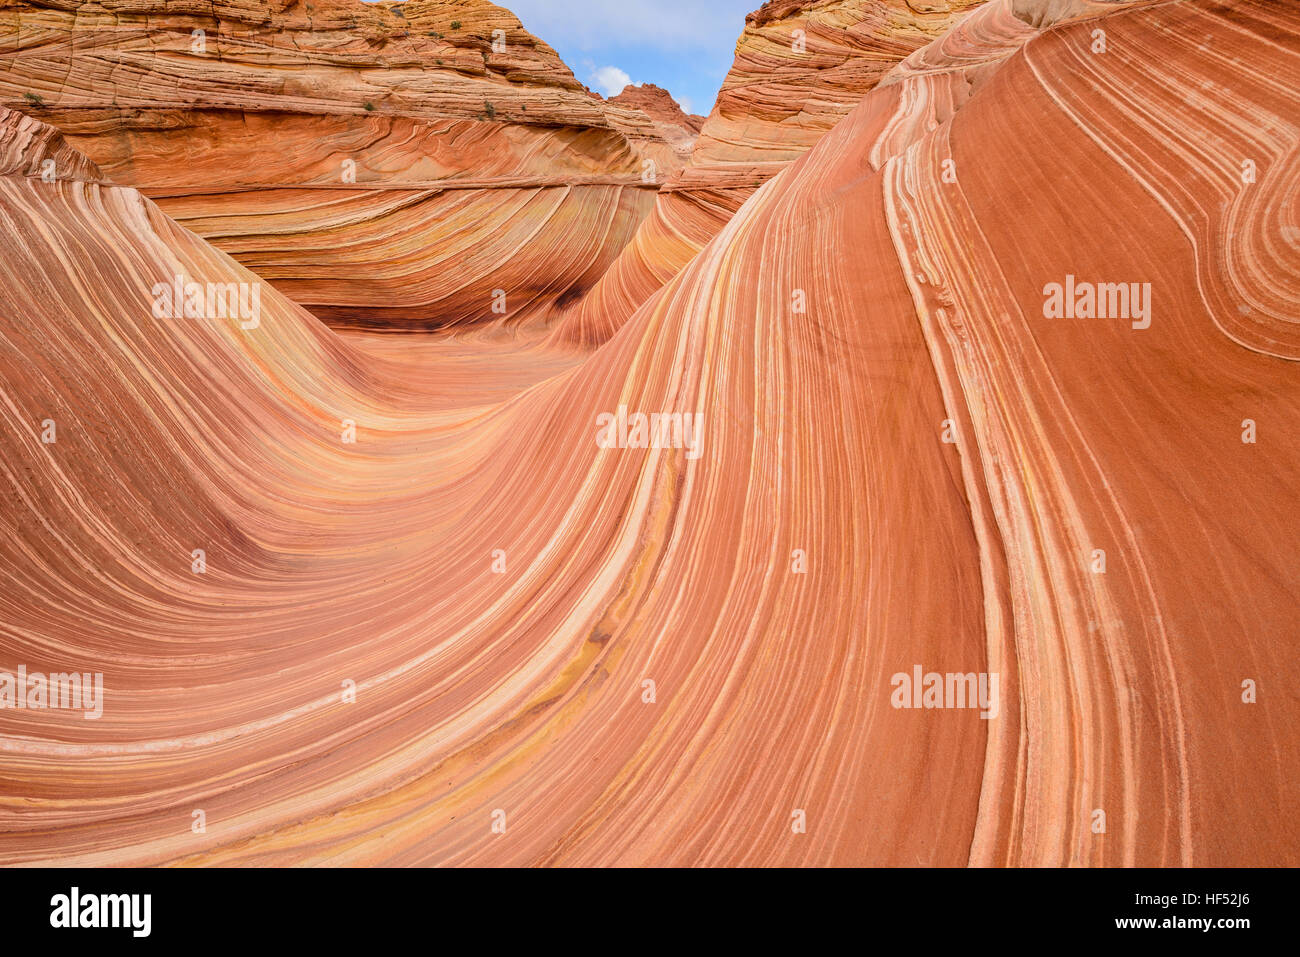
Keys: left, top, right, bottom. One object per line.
{"left": 0, "top": 0, "right": 1296, "bottom": 866}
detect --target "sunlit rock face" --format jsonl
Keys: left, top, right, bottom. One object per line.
{"left": 0, "top": 0, "right": 1298, "bottom": 868}
{"left": 691, "top": 0, "right": 989, "bottom": 173}
{"left": 551, "top": 0, "right": 988, "bottom": 346}
{"left": 607, "top": 82, "right": 706, "bottom": 163}
{"left": 0, "top": 0, "right": 695, "bottom": 327}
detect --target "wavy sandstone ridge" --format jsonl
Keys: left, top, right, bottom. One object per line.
{"left": 553, "top": 0, "right": 988, "bottom": 346}
{"left": 0, "top": 0, "right": 692, "bottom": 327}
{"left": 0, "top": 0, "right": 1298, "bottom": 867}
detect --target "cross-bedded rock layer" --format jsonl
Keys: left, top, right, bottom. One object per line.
{"left": 0, "top": 0, "right": 695, "bottom": 326}
{"left": 0, "top": 0, "right": 1297, "bottom": 867}
{"left": 551, "top": 0, "right": 988, "bottom": 346}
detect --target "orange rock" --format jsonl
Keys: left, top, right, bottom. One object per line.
{"left": 552, "top": 0, "right": 988, "bottom": 346}
{"left": 0, "top": 0, "right": 692, "bottom": 326}
{"left": 0, "top": 0, "right": 1297, "bottom": 868}
{"left": 607, "top": 82, "right": 706, "bottom": 161}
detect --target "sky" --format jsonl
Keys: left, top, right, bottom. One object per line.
{"left": 480, "top": 0, "right": 757, "bottom": 117}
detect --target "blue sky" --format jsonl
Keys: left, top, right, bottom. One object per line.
{"left": 502, "top": 0, "right": 755, "bottom": 116}
{"left": 362, "top": 1, "right": 755, "bottom": 115}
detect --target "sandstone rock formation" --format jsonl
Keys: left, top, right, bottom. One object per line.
{"left": 607, "top": 82, "right": 706, "bottom": 161}
{"left": 0, "top": 103, "right": 104, "bottom": 182}
{"left": 0, "top": 0, "right": 694, "bottom": 326}
{"left": 552, "top": 0, "right": 988, "bottom": 345}
{"left": 0, "top": 0, "right": 1297, "bottom": 868}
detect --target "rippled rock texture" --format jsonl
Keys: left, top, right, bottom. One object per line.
{"left": 0, "top": 0, "right": 694, "bottom": 326}
{"left": 552, "top": 0, "right": 988, "bottom": 345}
{"left": 0, "top": 0, "right": 1297, "bottom": 866}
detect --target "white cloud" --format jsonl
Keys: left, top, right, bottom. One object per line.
{"left": 677, "top": 94, "right": 694, "bottom": 115}
{"left": 589, "top": 66, "right": 633, "bottom": 98}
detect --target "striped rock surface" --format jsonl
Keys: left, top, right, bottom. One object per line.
{"left": 552, "top": 0, "right": 988, "bottom": 346}
{"left": 0, "top": 0, "right": 690, "bottom": 327}
{"left": 0, "top": 0, "right": 1298, "bottom": 866}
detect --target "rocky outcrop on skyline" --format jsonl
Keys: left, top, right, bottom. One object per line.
{"left": 608, "top": 82, "right": 706, "bottom": 160}
{"left": 551, "top": 0, "right": 988, "bottom": 345}
{"left": 0, "top": 0, "right": 695, "bottom": 326}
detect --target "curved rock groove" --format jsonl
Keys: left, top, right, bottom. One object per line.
{"left": 0, "top": 0, "right": 1296, "bottom": 867}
